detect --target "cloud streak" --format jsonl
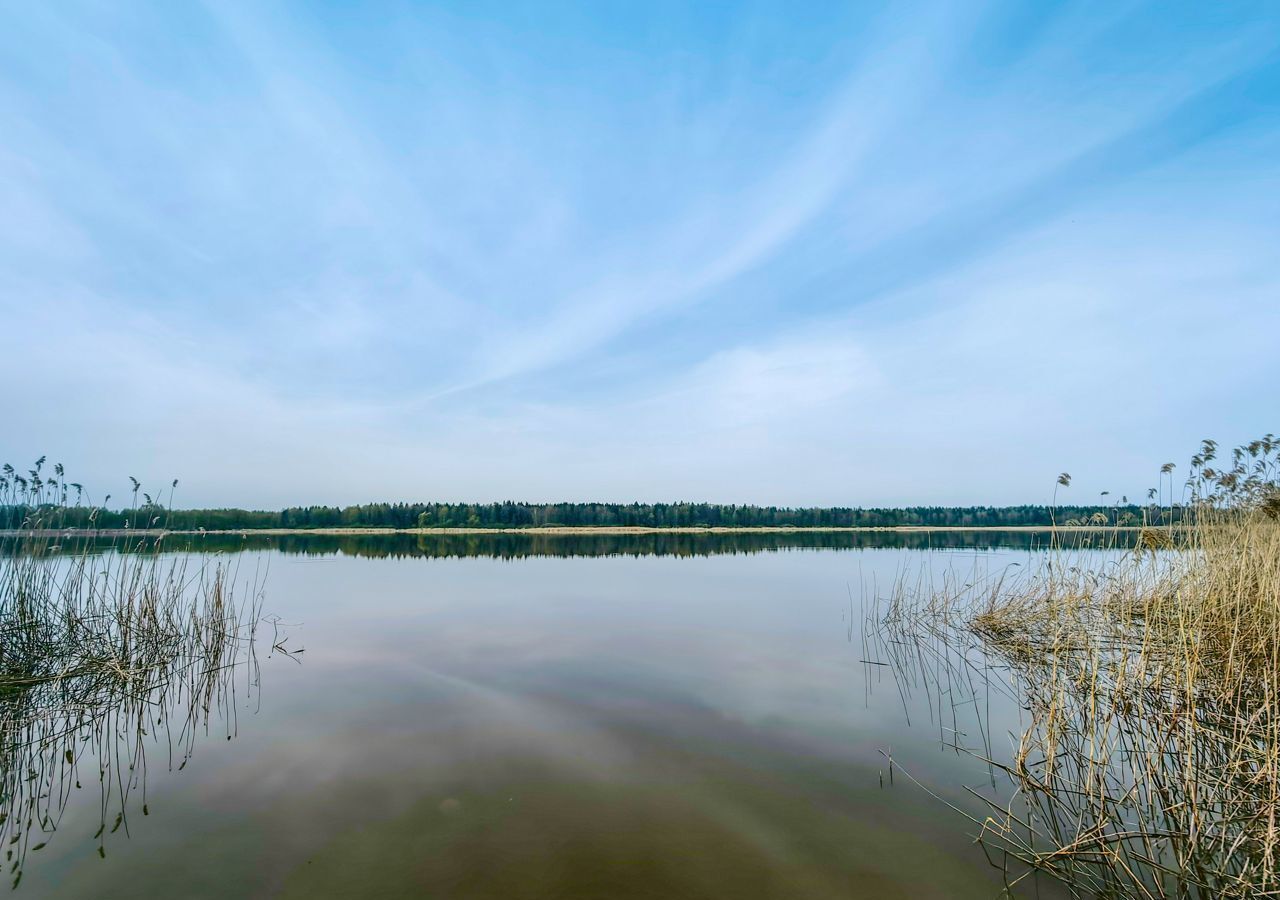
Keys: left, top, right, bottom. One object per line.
{"left": 1, "top": 1, "right": 1277, "bottom": 506}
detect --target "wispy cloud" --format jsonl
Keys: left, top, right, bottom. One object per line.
{"left": 1, "top": 1, "right": 1277, "bottom": 506}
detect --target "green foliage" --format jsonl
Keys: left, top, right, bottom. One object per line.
{"left": 2, "top": 500, "right": 1162, "bottom": 532}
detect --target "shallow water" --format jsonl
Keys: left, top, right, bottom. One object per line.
{"left": 12, "top": 534, "right": 1075, "bottom": 898}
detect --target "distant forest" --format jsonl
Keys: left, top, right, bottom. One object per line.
{"left": 5, "top": 501, "right": 1166, "bottom": 531}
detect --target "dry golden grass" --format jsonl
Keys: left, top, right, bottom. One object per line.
{"left": 872, "top": 436, "right": 1280, "bottom": 898}
{"left": 970, "top": 513, "right": 1280, "bottom": 898}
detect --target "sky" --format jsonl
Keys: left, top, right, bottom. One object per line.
{"left": 1, "top": 1, "right": 1278, "bottom": 509}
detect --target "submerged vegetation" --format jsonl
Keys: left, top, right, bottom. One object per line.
{"left": 0, "top": 461, "right": 280, "bottom": 888}
{"left": 869, "top": 435, "right": 1280, "bottom": 898}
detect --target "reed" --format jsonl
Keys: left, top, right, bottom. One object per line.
{"left": 869, "top": 435, "right": 1280, "bottom": 898}
{"left": 0, "top": 460, "right": 271, "bottom": 888}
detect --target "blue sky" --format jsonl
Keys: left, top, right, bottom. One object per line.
{"left": 2, "top": 1, "right": 1278, "bottom": 508}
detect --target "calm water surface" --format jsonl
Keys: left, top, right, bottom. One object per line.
{"left": 19, "top": 534, "right": 1076, "bottom": 899}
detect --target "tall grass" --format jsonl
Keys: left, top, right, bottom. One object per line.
{"left": 1, "top": 461, "right": 273, "bottom": 889}
{"left": 868, "top": 435, "right": 1280, "bottom": 898}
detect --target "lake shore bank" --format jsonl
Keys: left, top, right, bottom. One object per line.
{"left": 5, "top": 524, "right": 1141, "bottom": 538}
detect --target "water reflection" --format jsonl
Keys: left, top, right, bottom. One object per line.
{"left": 0, "top": 552, "right": 279, "bottom": 888}
{"left": 862, "top": 554, "right": 1270, "bottom": 899}
{"left": 15, "top": 527, "right": 1120, "bottom": 560}
{"left": 14, "top": 538, "right": 1086, "bottom": 898}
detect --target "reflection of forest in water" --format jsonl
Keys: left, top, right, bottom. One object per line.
{"left": 11, "top": 529, "right": 1133, "bottom": 561}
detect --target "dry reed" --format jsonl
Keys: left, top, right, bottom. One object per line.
{"left": 1, "top": 461, "right": 273, "bottom": 888}
{"left": 868, "top": 435, "right": 1280, "bottom": 898}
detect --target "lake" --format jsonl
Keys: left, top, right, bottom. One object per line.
{"left": 11, "top": 532, "right": 1079, "bottom": 898}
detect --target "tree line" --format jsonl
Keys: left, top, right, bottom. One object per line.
{"left": 5, "top": 501, "right": 1163, "bottom": 531}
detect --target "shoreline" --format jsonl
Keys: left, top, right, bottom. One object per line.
{"left": 4, "top": 524, "right": 1143, "bottom": 538}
